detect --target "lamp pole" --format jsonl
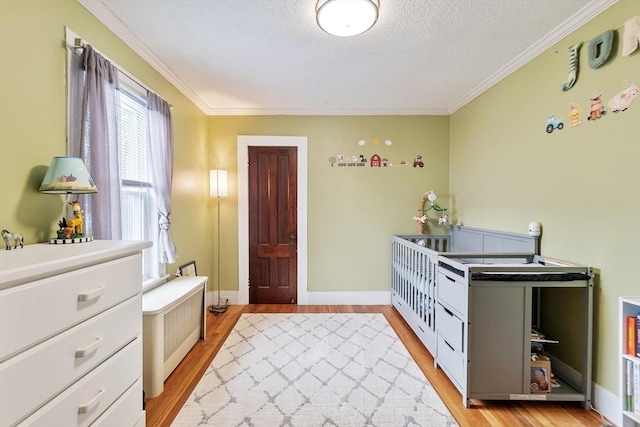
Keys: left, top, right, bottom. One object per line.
{"left": 210, "top": 170, "right": 227, "bottom": 315}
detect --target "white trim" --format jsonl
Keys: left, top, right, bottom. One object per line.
{"left": 76, "top": 0, "right": 209, "bottom": 112}
{"left": 448, "top": 0, "right": 618, "bottom": 113}
{"left": 237, "top": 136, "right": 308, "bottom": 305}
{"left": 306, "top": 291, "right": 391, "bottom": 305}
{"left": 592, "top": 381, "right": 619, "bottom": 426}
{"left": 78, "top": 0, "right": 616, "bottom": 116}
{"left": 207, "top": 290, "right": 390, "bottom": 306}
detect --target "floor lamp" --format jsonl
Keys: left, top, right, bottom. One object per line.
{"left": 209, "top": 169, "right": 228, "bottom": 315}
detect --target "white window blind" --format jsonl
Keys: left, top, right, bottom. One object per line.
{"left": 119, "top": 84, "right": 160, "bottom": 284}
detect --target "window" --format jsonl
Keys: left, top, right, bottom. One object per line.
{"left": 65, "top": 28, "right": 168, "bottom": 288}
{"left": 118, "top": 79, "right": 163, "bottom": 286}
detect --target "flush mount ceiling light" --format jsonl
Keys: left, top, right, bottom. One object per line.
{"left": 316, "top": 0, "right": 380, "bottom": 37}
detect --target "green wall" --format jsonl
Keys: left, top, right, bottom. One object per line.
{"left": 1, "top": 0, "right": 637, "bottom": 403}
{"left": 209, "top": 115, "right": 450, "bottom": 294}
{"left": 450, "top": 0, "right": 640, "bottom": 395}
{"left": 0, "top": 0, "right": 211, "bottom": 278}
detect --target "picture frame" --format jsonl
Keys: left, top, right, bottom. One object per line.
{"left": 530, "top": 356, "right": 552, "bottom": 393}
{"left": 178, "top": 260, "right": 197, "bottom": 277}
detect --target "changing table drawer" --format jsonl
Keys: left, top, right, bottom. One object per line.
{"left": 17, "top": 337, "right": 142, "bottom": 427}
{"left": 0, "top": 295, "right": 141, "bottom": 427}
{"left": 437, "top": 335, "right": 464, "bottom": 390}
{"left": 438, "top": 272, "right": 466, "bottom": 315}
{"left": 0, "top": 254, "right": 141, "bottom": 361}
{"left": 436, "top": 303, "right": 464, "bottom": 354}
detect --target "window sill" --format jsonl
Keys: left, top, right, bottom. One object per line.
{"left": 143, "top": 274, "right": 171, "bottom": 293}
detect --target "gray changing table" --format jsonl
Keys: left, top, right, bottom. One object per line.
{"left": 437, "top": 253, "right": 593, "bottom": 408}
{"left": 390, "top": 227, "right": 593, "bottom": 408}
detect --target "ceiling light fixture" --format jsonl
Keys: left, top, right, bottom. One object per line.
{"left": 316, "top": 0, "right": 380, "bottom": 37}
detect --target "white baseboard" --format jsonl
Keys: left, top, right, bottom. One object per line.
{"left": 548, "top": 353, "right": 617, "bottom": 425}
{"left": 593, "top": 382, "right": 619, "bottom": 426}
{"left": 206, "top": 291, "right": 391, "bottom": 306}
{"left": 305, "top": 291, "right": 391, "bottom": 305}
{"left": 206, "top": 291, "right": 238, "bottom": 307}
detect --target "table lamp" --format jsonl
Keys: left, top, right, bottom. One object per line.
{"left": 39, "top": 156, "right": 98, "bottom": 244}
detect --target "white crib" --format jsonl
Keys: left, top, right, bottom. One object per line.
{"left": 390, "top": 226, "right": 538, "bottom": 357}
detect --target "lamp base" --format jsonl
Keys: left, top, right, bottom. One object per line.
{"left": 49, "top": 235, "right": 94, "bottom": 245}
{"left": 208, "top": 304, "right": 227, "bottom": 315}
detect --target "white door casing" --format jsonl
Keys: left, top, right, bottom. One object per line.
{"left": 237, "top": 135, "right": 308, "bottom": 305}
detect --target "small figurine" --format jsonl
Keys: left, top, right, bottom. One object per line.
{"left": 2, "top": 229, "right": 24, "bottom": 250}
{"left": 55, "top": 200, "right": 86, "bottom": 240}
{"left": 67, "top": 200, "right": 84, "bottom": 235}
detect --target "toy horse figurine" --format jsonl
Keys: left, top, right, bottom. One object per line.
{"left": 66, "top": 200, "right": 84, "bottom": 235}
{"left": 2, "top": 229, "right": 24, "bottom": 250}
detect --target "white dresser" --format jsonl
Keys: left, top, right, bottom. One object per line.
{"left": 0, "top": 240, "right": 151, "bottom": 427}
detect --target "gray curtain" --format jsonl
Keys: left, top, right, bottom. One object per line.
{"left": 69, "top": 45, "right": 122, "bottom": 239}
{"left": 147, "top": 92, "right": 178, "bottom": 263}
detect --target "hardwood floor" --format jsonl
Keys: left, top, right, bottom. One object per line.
{"left": 145, "top": 305, "right": 611, "bottom": 427}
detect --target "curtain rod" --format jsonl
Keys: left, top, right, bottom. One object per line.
{"left": 70, "top": 36, "right": 173, "bottom": 109}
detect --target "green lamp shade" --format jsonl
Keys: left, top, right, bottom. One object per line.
{"left": 39, "top": 157, "right": 98, "bottom": 194}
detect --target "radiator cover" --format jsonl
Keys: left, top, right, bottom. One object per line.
{"left": 142, "top": 276, "right": 207, "bottom": 398}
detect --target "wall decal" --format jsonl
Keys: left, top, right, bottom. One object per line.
{"left": 545, "top": 115, "right": 565, "bottom": 134}
{"left": 622, "top": 15, "right": 640, "bottom": 56}
{"left": 608, "top": 81, "right": 639, "bottom": 113}
{"left": 561, "top": 42, "right": 583, "bottom": 92}
{"left": 587, "top": 92, "right": 607, "bottom": 121}
{"left": 587, "top": 31, "right": 613, "bottom": 69}
{"left": 329, "top": 154, "right": 415, "bottom": 168}
{"left": 569, "top": 103, "right": 582, "bottom": 127}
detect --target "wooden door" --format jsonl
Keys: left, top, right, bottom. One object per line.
{"left": 248, "top": 146, "right": 297, "bottom": 304}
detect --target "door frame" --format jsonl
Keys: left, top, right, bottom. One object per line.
{"left": 237, "top": 135, "right": 308, "bottom": 305}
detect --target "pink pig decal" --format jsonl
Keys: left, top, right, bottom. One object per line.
{"left": 608, "top": 83, "right": 639, "bottom": 113}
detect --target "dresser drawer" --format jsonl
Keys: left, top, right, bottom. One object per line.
{"left": 437, "top": 334, "right": 464, "bottom": 390}
{"left": 17, "top": 337, "right": 141, "bottom": 427}
{"left": 0, "top": 254, "right": 141, "bottom": 360}
{"left": 0, "top": 296, "right": 141, "bottom": 427}
{"left": 436, "top": 303, "right": 464, "bottom": 354}
{"left": 91, "top": 379, "right": 143, "bottom": 427}
{"left": 437, "top": 272, "right": 466, "bottom": 315}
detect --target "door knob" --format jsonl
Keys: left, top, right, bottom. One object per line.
{"left": 290, "top": 233, "right": 297, "bottom": 241}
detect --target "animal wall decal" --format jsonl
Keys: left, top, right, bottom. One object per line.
{"left": 608, "top": 82, "right": 639, "bottom": 113}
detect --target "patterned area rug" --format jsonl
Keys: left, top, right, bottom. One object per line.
{"left": 173, "top": 313, "right": 457, "bottom": 427}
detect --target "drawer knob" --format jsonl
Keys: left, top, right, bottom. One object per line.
{"left": 77, "top": 286, "right": 105, "bottom": 302}
{"left": 78, "top": 388, "right": 105, "bottom": 414}
{"left": 75, "top": 336, "right": 103, "bottom": 358}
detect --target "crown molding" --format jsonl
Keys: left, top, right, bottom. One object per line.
{"left": 78, "top": 0, "right": 211, "bottom": 114}
{"left": 448, "top": 0, "right": 618, "bottom": 114}
{"left": 79, "top": 0, "right": 617, "bottom": 116}
{"left": 204, "top": 107, "right": 450, "bottom": 116}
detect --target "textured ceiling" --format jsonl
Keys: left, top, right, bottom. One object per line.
{"left": 80, "top": 0, "right": 616, "bottom": 115}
